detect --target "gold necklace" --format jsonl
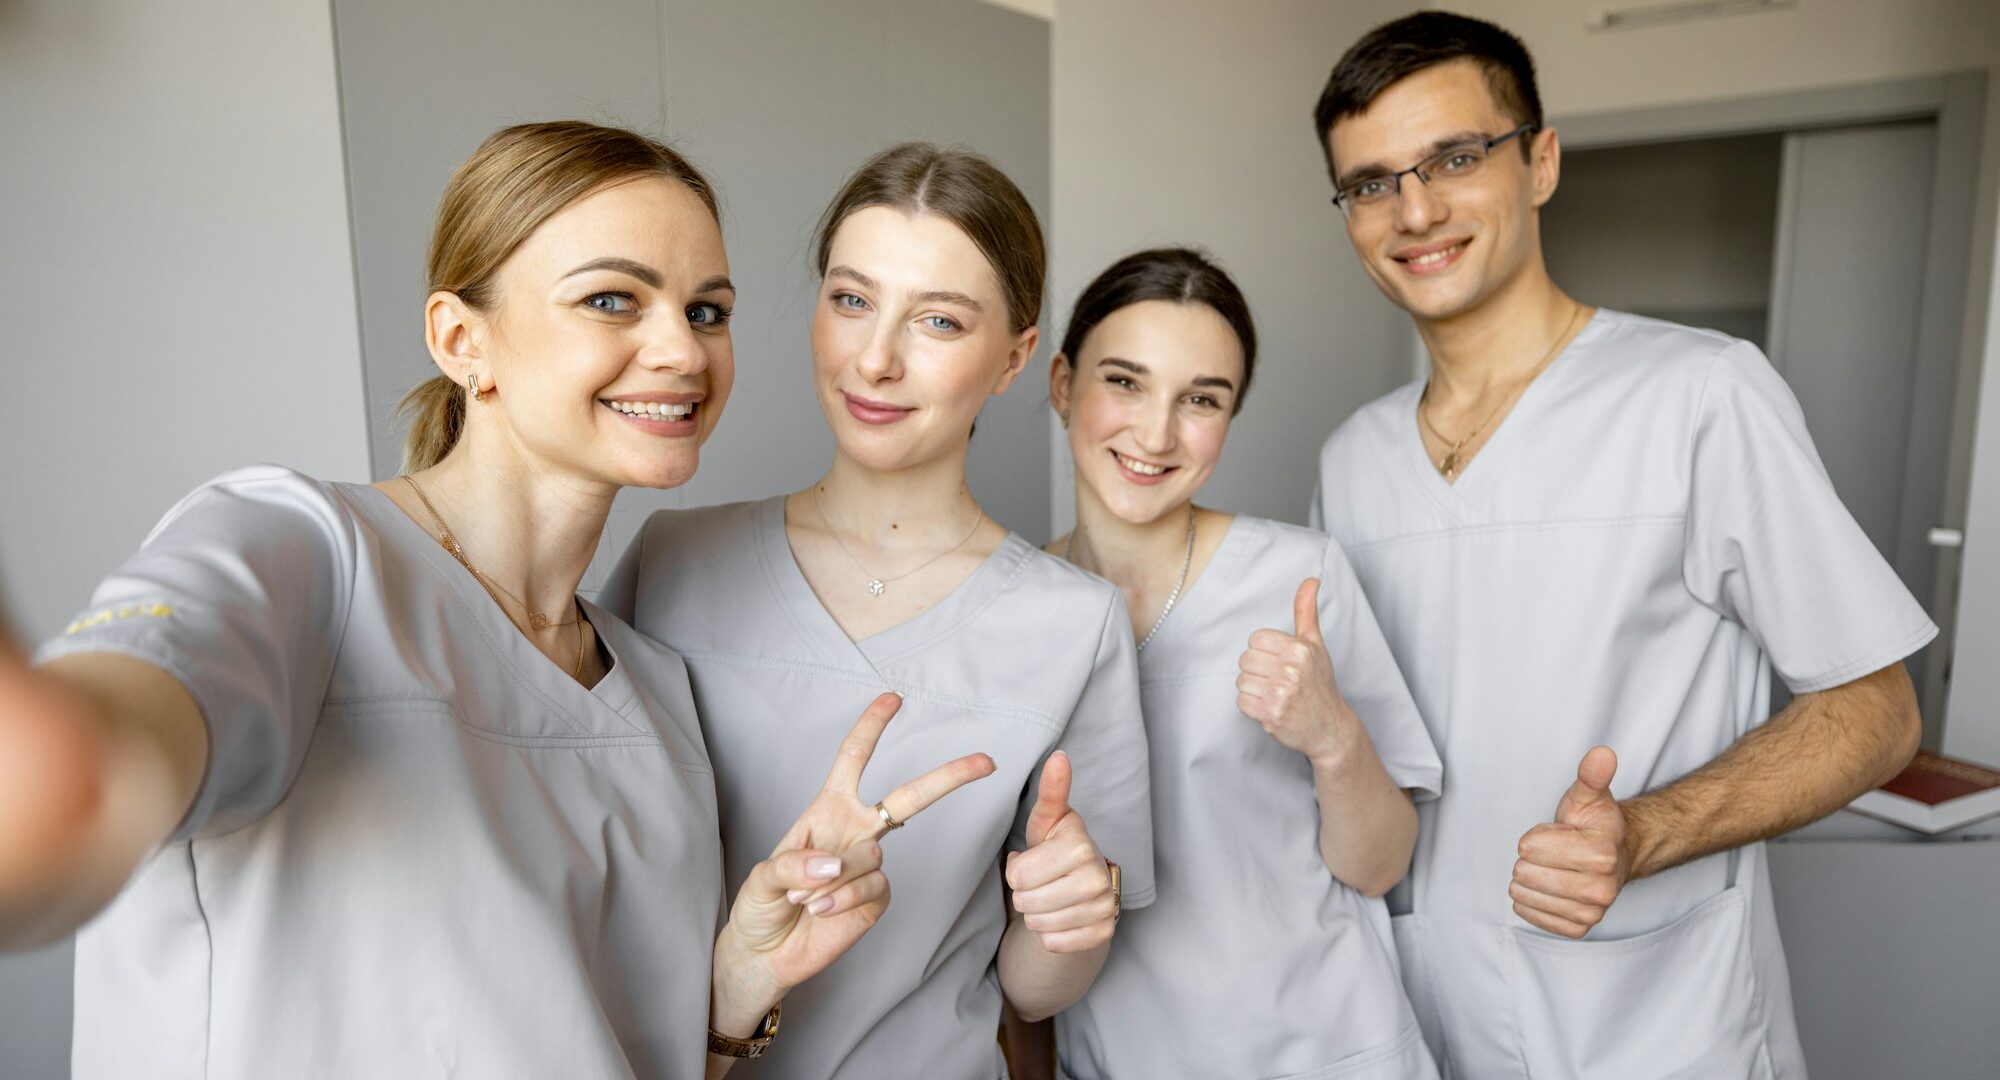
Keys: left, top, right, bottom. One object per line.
{"left": 811, "top": 484, "right": 984, "bottom": 598}
{"left": 402, "top": 475, "right": 586, "bottom": 680}
{"left": 1063, "top": 503, "right": 1195, "bottom": 653}
{"left": 1420, "top": 302, "right": 1585, "bottom": 481}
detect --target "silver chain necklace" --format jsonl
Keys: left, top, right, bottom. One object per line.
{"left": 1064, "top": 504, "right": 1195, "bottom": 653}
{"left": 811, "top": 485, "right": 984, "bottom": 598}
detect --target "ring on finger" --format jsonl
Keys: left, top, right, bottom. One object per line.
{"left": 873, "top": 801, "right": 905, "bottom": 833}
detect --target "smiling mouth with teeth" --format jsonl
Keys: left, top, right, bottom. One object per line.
{"left": 604, "top": 400, "right": 697, "bottom": 421}
{"left": 1113, "top": 450, "right": 1171, "bottom": 477}
{"left": 1397, "top": 240, "right": 1468, "bottom": 268}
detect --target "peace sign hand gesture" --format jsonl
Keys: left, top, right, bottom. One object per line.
{"left": 713, "top": 692, "right": 995, "bottom": 1012}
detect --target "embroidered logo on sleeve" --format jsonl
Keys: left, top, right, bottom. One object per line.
{"left": 64, "top": 603, "right": 174, "bottom": 635}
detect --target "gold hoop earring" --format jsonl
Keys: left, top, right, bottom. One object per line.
{"left": 467, "top": 373, "right": 485, "bottom": 403}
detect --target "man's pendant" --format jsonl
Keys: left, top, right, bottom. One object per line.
{"left": 866, "top": 579, "right": 885, "bottom": 597}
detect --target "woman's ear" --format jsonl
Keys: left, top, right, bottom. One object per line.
{"left": 1048, "top": 352, "right": 1074, "bottom": 426}
{"left": 425, "top": 290, "right": 485, "bottom": 385}
{"left": 990, "top": 325, "right": 1040, "bottom": 397}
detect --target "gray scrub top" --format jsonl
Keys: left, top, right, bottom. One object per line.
{"left": 37, "top": 466, "right": 724, "bottom": 1079}
{"left": 602, "top": 496, "right": 1156, "bottom": 1080}
{"left": 1312, "top": 310, "right": 1938, "bottom": 1080}
{"left": 1054, "top": 516, "right": 1442, "bottom": 1080}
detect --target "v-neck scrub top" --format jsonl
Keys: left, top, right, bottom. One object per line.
{"left": 1054, "top": 516, "right": 1443, "bottom": 1080}
{"left": 1312, "top": 310, "right": 1937, "bottom": 1080}
{"left": 603, "top": 496, "right": 1156, "bottom": 1080}
{"left": 36, "top": 466, "right": 725, "bottom": 1079}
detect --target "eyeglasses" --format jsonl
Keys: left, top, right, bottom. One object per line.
{"left": 1330, "top": 123, "right": 1538, "bottom": 217}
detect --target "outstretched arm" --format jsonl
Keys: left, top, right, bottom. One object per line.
{"left": 1511, "top": 661, "right": 1919, "bottom": 938}
{"left": 0, "top": 640, "right": 207, "bottom": 948}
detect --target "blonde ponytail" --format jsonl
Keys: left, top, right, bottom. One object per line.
{"left": 398, "top": 375, "right": 467, "bottom": 474}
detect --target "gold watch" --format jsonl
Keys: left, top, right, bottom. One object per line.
{"left": 708, "top": 1002, "right": 781, "bottom": 1059}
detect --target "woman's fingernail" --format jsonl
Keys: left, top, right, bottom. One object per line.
{"left": 808, "top": 896, "right": 835, "bottom": 915}
{"left": 786, "top": 889, "right": 810, "bottom": 905}
{"left": 808, "top": 856, "right": 841, "bottom": 879}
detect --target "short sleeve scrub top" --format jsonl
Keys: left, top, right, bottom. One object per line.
{"left": 38, "top": 466, "right": 724, "bottom": 1079}
{"left": 1312, "top": 311, "right": 1938, "bottom": 1080}
{"left": 605, "top": 496, "right": 1157, "bottom": 1080}
{"left": 1054, "top": 516, "right": 1443, "bottom": 1080}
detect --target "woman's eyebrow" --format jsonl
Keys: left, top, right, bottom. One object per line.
{"left": 830, "top": 265, "right": 982, "bottom": 312}
{"left": 911, "top": 289, "right": 983, "bottom": 311}
{"left": 561, "top": 256, "right": 663, "bottom": 288}
{"left": 1097, "top": 357, "right": 1147, "bottom": 374}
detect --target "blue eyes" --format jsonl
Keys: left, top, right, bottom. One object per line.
{"left": 689, "top": 302, "right": 732, "bottom": 326}
{"left": 829, "top": 292, "right": 962, "bottom": 333}
{"left": 582, "top": 292, "right": 733, "bottom": 328}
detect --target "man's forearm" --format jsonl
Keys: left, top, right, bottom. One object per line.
{"left": 1622, "top": 661, "right": 1919, "bottom": 881}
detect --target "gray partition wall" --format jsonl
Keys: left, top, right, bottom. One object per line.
{"left": 1, "top": 1, "right": 371, "bottom": 1074}
{"left": 333, "top": 0, "right": 1054, "bottom": 580}
{"left": 1048, "top": 0, "right": 1418, "bottom": 534}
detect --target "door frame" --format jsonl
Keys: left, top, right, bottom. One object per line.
{"left": 1552, "top": 73, "right": 1987, "bottom": 744}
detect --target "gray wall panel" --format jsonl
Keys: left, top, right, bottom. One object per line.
{"left": 332, "top": 0, "right": 667, "bottom": 481}
{"left": 335, "top": 0, "right": 1052, "bottom": 577}
{"left": 652, "top": 0, "right": 1053, "bottom": 546}
{"left": 1, "top": 1, "right": 370, "bottom": 1073}
{"left": 1049, "top": 0, "right": 1415, "bottom": 533}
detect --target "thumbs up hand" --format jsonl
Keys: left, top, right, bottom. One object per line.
{"left": 1007, "top": 751, "right": 1118, "bottom": 954}
{"left": 1237, "top": 578, "right": 1359, "bottom": 765}
{"left": 1511, "top": 746, "right": 1631, "bottom": 939}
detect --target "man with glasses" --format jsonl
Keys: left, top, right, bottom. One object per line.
{"left": 1307, "top": 12, "right": 1932, "bottom": 1079}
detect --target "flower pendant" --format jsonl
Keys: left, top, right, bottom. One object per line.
{"left": 867, "top": 579, "right": 885, "bottom": 597}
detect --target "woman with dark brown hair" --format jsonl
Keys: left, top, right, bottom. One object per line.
{"left": 603, "top": 143, "right": 1155, "bottom": 1079}
{"left": 0, "top": 121, "right": 990, "bottom": 1078}
{"left": 1041, "top": 248, "right": 1440, "bottom": 1079}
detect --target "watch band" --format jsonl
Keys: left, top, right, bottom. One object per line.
{"left": 708, "top": 1002, "right": 781, "bottom": 1059}
{"left": 1106, "top": 860, "right": 1122, "bottom": 923}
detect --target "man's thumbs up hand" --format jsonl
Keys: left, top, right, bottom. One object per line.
{"left": 1511, "top": 746, "right": 1631, "bottom": 939}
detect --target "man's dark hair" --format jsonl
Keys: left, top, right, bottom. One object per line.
{"left": 1314, "top": 11, "right": 1542, "bottom": 167}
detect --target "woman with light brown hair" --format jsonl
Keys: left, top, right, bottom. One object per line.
{"left": 602, "top": 142, "right": 1155, "bottom": 1080}
{"left": 0, "top": 120, "right": 990, "bottom": 1078}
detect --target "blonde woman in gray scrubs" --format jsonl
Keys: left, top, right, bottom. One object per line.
{"left": 0, "top": 122, "right": 991, "bottom": 1079}
{"left": 604, "top": 144, "right": 1155, "bottom": 1080}
{"left": 1042, "top": 249, "right": 1442, "bottom": 1079}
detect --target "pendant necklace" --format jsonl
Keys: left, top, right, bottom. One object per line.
{"left": 1421, "top": 302, "right": 1585, "bottom": 481}
{"left": 1064, "top": 503, "right": 1195, "bottom": 653}
{"left": 812, "top": 484, "right": 984, "bottom": 598}
{"left": 403, "top": 475, "right": 586, "bottom": 680}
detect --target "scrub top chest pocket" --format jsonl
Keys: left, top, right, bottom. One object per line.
{"left": 1503, "top": 871, "right": 1775, "bottom": 1080}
